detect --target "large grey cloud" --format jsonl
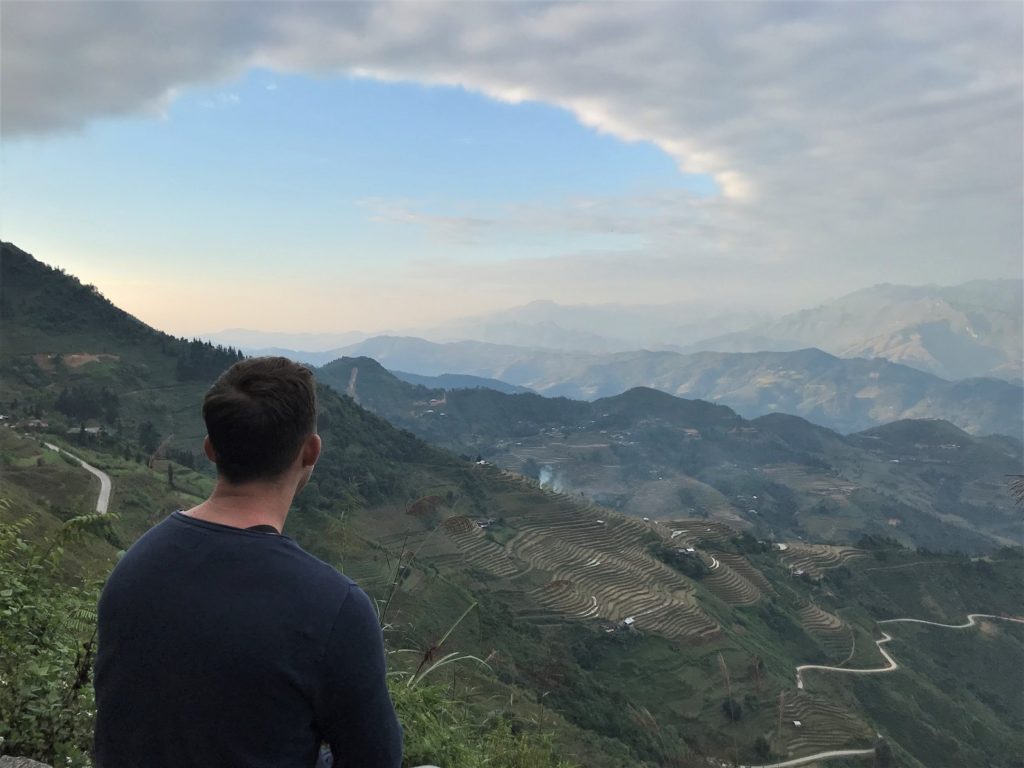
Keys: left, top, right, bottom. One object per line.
{"left": 3, "top": 1, "right": 1022, "bottom": 301}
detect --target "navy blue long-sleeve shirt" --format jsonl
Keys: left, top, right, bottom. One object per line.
{"left": 94, "top": 512, "right": 403, "bottom": 768}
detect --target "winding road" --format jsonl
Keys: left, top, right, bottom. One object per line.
{"left": 740, "top": 748, "right": 877, "bottom": 768}
{"left": 44, "top": 442, "right": 112, "bottom": 513}
{"left": 876, "top": 613, "right": 1023, "bottom": 630}
{"left": 742, "top": 612, "right": 1024, "bottom": 768}
{"left": 796, "top": 613, "right": 1024, "bottom": 689}
{"left": 796, "top": 632, "right": 897, "bottom": 689}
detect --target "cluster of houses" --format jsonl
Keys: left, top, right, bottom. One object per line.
{"left": 8, "top": 417, "right": 48, "bottom": 430}
{"left": 1, "top": 415, "right": 116, "bottom": 438}
{"left": 600, "top": 616, "right": 640, "bottom": 635}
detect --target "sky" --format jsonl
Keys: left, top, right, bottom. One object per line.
{"left": 1, "top": 1, "right": 1021, "bottom": 337}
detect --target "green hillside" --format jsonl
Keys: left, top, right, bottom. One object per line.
{"left": 317, "top": 355, "right": 1022, "bottom": 554}
{"left": 2, "top": 243, "right": 1022, "bottom": 768}
{"left": 329, "top": 335, "right": 1024, "bottom": 436}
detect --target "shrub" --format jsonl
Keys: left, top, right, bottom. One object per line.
{"left": 0, "top": 503, "right": 105, "bottom": 766}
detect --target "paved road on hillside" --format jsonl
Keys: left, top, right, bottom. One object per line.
{"left": 44, "top": 442, "right": 112, "bottom": 513}
{"left": 740, "top": 747, "right": 877, "bottom": 768}
{"left": 796, "top": 613, "right": 1024, "bottom": 689}
{"left": 796, "top": 632, "right": 897, "bottom": 689}
{"left": 762, "top": 612, "right": 1024, "bottom": 768}
{"left": 877, "top": 613, "right": 1024, "bottom": 630}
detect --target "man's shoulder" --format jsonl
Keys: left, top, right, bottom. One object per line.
{"left": 289, "top": 544, "right": 357, "bottom": 596}
{"left": 112, "top": 513, "right": 355, "bottom": 594}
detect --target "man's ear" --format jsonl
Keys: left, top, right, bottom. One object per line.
{"left": 301, "top": 433, "right": 322, "bottom": 468}
{"left": 203, "top": 436, "right": 217, "bottom": 462}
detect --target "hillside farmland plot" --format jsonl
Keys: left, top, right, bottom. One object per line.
{"left": 507, "top": 500, "right": 721, "bottom": 640}
{"left": 780, "top": 543, "right": 866, "bottom": 578}
{"left": 797, "top": 602, "right": 855, "bottom": 660}
{"left": 700, "top": 554, "right": 764, "bottom": 606}
{"left": 440, "top": 515, "right": 523, "bottom": 578}
{"left": 779, "top": 691, "right": 874, "bottom": 759}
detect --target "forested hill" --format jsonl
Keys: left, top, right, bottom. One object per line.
{"left": 0, "top": 241, "right": 244, "bottom": 380}
{"left": 0, "top": 241, "right": 156, "bottom": 352}
{"left": 0, "top": 242, "right": 446, "bottom": 507}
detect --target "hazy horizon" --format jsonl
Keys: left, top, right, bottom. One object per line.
{"left": 193, "top": 276, "right": 1021, "bottom": 348}
{"left": 2, "top": 2, "right": 1021, "bottom": 337}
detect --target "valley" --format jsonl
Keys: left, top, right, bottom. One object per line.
{"left": 1, "top": 242, "right": 1022, "bottom": 768}
{"left": 316, "top": 357, "right": 1022, "bottom": 554}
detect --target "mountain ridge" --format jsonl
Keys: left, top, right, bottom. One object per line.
{"left": 316, "top": 355, "right": 1022, "bottom": 553}
{"left": 325, "top": 335, "right": 1023, "bottom": 437}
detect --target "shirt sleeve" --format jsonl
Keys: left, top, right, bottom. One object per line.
{"left": 314, "top": 585, "right": 403, "bottom": 768}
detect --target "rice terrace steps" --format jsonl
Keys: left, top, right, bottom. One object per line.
{"left": 796, "top": 602, "right": 854, "bottom": 660}
{"left": 506, "top": 499, "right": 721, "bottom": 640}
{"left": 777, "top": 613, "right": 1024, "bottom": 766}
{"left": 778, "top": 543, "right": 865, "bottom": 578}
{"left": 700, "top": 554, "right": 763, "bottom": 606}
{"left": 418, "top": 485, "right": 873, "bottom": 645}
{"left": 665, "top": 519, "right": 737, "bottom": 545}
{"left": 377, "top": 476, "right": 1022, "bottom": 768}
{"left": 779, "top": 691, "right": 873, "bottom": 757}
{"left": 440, "top": 515, "right": 522, "bottom": 578}
{"left": 712, "top": 551, "right": 776, "bottom": 594}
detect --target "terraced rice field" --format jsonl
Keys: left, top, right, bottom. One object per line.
{"left": 507, "top": 499, "right": 720, "bottom": 640}
{"left": 779, "top": 543, "right": 865, "bottom": 578}
{"left": 665, "top": 520, "right": 737, "bottom": 545}
{"left": 700, "top": 554, "right": 763, "bottom": 606}
{"left": 779, "top": 691, "right": 873, "bottom": 759}
{"left": 712, "top": 551, "right": 776, "bottom": 594}
{"left": 529, "top": 580, "right": 600, "bottom": 620}
{"left": 440, "top": 515, "right": 522, "bottom": 578}
{"left": 797, "top": 602, "right": 854, "bottom": 660}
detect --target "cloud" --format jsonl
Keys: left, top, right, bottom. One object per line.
{"left": 3, "top": 1, "right": 1021, "bottom": 297}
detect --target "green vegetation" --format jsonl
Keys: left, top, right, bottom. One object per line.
{"left": 0, "top": 505, "right": 108, "bottom": 765}
{"left": 391, "top": 681, "right": 571, "bottom": 768}
{"left": 314, "top": 353, "right": 1021, "bottom": 555}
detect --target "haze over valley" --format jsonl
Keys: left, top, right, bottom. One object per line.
{"left": 209, "top": 279, "right": 1023, "bottom": 384}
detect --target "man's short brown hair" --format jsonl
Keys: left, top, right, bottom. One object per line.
{"left": 202, "top": 357, "right": 317, "bottom": 483}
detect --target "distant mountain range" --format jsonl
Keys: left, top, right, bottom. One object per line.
{"left": 207, "top": 279, "right": 1022, "bottom": 384}
{"left": 674, "top": 281, "right": 1023, "bottom": 381}
{"left": 324, "top": 336, "right": 1022, "bottom": 437}
{"left": 200, "top": 328, "right": 371, "bottom": 354}
{"left": 421, "top": 299, "right": 770, "bottom": 354}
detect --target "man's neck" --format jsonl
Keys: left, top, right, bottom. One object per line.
{"left": 183, "top": 479, "right": 296, "bottom": 533}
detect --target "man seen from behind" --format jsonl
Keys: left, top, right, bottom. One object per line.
{"left": 94, "top": 356, "right": 403, "bottom": 768}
